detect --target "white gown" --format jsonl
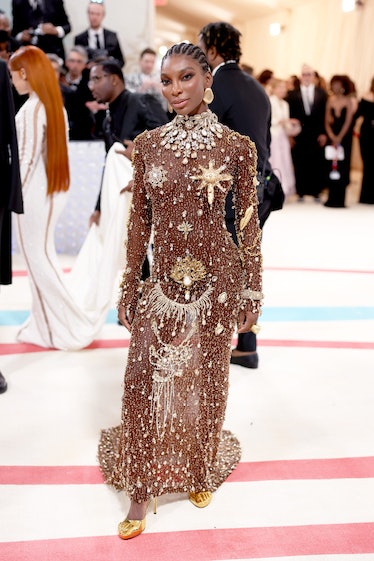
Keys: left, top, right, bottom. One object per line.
{"left": 269, "top": 95, "right": 296, "bottom": 198}
{"left": 15, "top": 93, "right": 132, "bottom": 350}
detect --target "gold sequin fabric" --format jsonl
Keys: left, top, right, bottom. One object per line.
{"left": 98, "top": 111, "right": 262, "bottom": 502}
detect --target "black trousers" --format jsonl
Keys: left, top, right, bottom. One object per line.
{"left": 225, "top": 217, "right": 257, "bottom": 353}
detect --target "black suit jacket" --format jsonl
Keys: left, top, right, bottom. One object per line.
{"left": 210, "top": 62, "right": 271, "bottom": 172}
{"left": 210, "top": 62, "right": 282, "bottom": 225}
{"left": 286, "top": 86, "right": 327, "bottom": 138}
{"left": 95, "top": 88, "right": 167, "bottom": 210}
{"left": 74, "top": 28, "right": 125, "bottom": 68}
{"left": 0, "top": 59, "right": 23, "bottom": 284}
{"left": 12, "top": 0, "right": 71, "bottom": 60}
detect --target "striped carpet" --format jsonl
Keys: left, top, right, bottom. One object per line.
{"left": 1, "top": 185, "right": 373, "bottom": 561}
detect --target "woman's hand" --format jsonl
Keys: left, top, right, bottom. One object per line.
{"left": 120, "top": 179, "right": 133, "bottom": 194}
{"left": 118, "top": 304, "right": 133, "bottom": 332}
{"left": 237, "top": 309, "right": 259, "bottom": 334}
{"left": 116, "top": 139, "right": 134, "bottom": 161}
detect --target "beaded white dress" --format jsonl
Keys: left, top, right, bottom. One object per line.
{"left": 15, "top": 93, "right": 132, "bottom": 350}
{"left": 98, "top": 111, "right": 263, "bottom": 501}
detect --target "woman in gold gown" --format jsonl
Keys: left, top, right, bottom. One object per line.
{"left": 98, "top": 42, "right": 263, "bottom": 539}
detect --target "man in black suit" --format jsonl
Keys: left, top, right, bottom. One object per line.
{"left": 0, "top": 58, "right": 23, "bottom": 393}
{"left": 286, "top": 64, "right": 327, "bottom": 201}
{"left": 198, "top": 22, "right": 284, "bottom": 369}
{"left": 11, "top": 0, "right": 71, "bottom": 61}
{"left": 88, "top": 60, "right": 167, "bottom": 225}
{"left": 62, "top": 46, "right": 96, "bottom": 140}
{"left": 74, "top": 1, "right": 125, "bottom": 68}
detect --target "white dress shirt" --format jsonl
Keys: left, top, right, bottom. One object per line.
{"left": 88, "top": 28, "right": 104, "bottom": 50}
{"left": 301, "top": 84, "right": 315, "bottom": 115}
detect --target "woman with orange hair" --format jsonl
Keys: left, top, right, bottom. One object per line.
{"left": 9, "top": 45, "right": 135, "bottom": 350}
{"left": 8, "top": 45, "right": 91, "bottom": 349}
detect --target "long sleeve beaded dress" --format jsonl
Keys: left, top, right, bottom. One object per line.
{"left": 98, "top": 110, "right": 262, "bottom": 502}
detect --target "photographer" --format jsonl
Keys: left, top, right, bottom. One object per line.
{"left": 11, "top": 0, "right": 71, "bottom": 61}
{"left": 0, "top": 12, "right": 20, "bottom": 61}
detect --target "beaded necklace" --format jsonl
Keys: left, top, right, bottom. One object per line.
{"left": 159, "top": 110, "right": 224, "bottom": 165}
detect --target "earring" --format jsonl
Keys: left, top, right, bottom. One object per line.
{"left": 167, "top": 102, "right": 173, "bottom": 113}
{"left": 203, "top": 87, "right": 214, "bottom": 104}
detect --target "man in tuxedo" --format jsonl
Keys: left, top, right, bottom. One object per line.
{"left": 11, "top": 0, "right": 71, "bottom": 61}
{"left": 0, "top": 59, "right": 23, "bottom": 393}
{"left": 198, "top": 21, "right": 284, "bottom": 369}
{"left": 88, "top": 60, "right": 167, "bottom": 225}
{"left": 286, "top": 64, "right": 327, "bottom": 201}
{"left": 62, "top": 46, "right": 96, "bottom": 140}
{"left": 74, "top": 1, "right": 125, "bottom": 68}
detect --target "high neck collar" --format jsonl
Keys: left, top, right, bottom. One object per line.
{"left": 173, "top": 110, "right": 217, "bottom": 127}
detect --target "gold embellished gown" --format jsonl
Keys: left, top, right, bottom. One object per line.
{"left": 98, "top": 110, "right": 262, "bottom": 502}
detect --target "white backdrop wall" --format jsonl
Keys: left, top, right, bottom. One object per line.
{"left": 0, "top": 0, "right": 155, "bottom": 72}
{"left": 238, "top": 0, "right": 374, "bottom": 96}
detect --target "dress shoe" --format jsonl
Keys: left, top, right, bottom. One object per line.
{"left": 0, "top": 372, "right": 7, "bottom": 394}
{"left": 230, "top": 352, "right": 259, "bottom": 369}
{"left": 189, "top": 491, "right": 212, "bottom": 508}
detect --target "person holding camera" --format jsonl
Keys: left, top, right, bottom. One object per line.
{"left": 11, "top": 0, "right": 71, "bottom": 61}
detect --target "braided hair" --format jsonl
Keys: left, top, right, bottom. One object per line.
{"left": 199, "top": 22, "right": 242, "bottom": 63}
{"left": 161, "top": 42, "right": 210, "bottom": 74}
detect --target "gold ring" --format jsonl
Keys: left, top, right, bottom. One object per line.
{"left": 250, "top": 324, "right": 261, "bottom": 335}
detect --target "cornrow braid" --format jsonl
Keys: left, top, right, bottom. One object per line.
{"left": 161, "top": 42, "right": 210, "bottom": 74}
{"left": 199, "top": 22, "right": 242, "bottom": 62}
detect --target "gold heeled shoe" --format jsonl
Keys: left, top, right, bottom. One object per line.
{"left": 118, "top": 518, "right": 146, "bottom": 540}
{"left": 118, "top": 498, "right": 157, "bottom": 540}
{"left": 189, "top": 491, "right": 212, "bottom": 508}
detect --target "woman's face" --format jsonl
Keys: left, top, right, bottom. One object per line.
{"left": 274, "top": 81, "right": 287, "bottom": 99}
{"left": 331, "top": 79, "right": 343, "bottom": 95}
{"left": 161, "top": 54, "right": 212, "bottom": 116}
{"left": 9, "top": 68, "right": 31, "bottom": 95}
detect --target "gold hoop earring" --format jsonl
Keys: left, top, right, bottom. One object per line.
{"left": 203, "top": 87, "right": 214, "bottom": 104}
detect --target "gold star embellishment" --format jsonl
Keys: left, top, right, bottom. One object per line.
{"left": 191, "top": 161, "right": 232, "bottom": 208}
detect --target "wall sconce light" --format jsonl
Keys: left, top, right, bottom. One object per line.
{"left": 269, "top": 22, "right": 282, "bottom": 36}
{"left": 342, "top": 0, "right": 355, "bottom": 11}
{"left": 342, "top": 0, "right": 364, "bottom": 11}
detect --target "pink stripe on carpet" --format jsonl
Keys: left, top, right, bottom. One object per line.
{"left": 1, "top": 338, "right": 373, "bottom": 355}
{"left": 1, "top": 523, "right": 373, "bottom": 560}
{"left": 266, "top": 266, "right": 374, "bottom": 275}
{"left": 12, "top": 268, "right": 72, "bottom": 277}
{"left": 227, "top": 456, "right": 374, "bottom": 482}
{"left": 0, "top": 339, "right": 130, "bottom": 354}
{"left": 2, "top": 457, "right": 374, "bottom": 485}
{"left": 13, "top": 266, "right": 374, "bottom": 276}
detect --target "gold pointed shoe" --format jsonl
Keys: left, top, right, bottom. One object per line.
{"left": 118, "top": 518, "right": 146, "bottom": 540}
{"left": 189, "top": 491, "right": 212, "bottom": 508}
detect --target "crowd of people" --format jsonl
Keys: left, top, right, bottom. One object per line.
{"left": 0, "top": 0, "right": 373, "bottom": 542}
{"left": 252, "top": 63, "right": 374, "bottom": 207}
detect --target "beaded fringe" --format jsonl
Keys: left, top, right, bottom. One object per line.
{"left": 148, "top": 282, "right": 213, "bottom": 325}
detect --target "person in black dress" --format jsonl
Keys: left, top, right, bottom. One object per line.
{"left": 324, "top": 75, "right": 354, "bottom": 208}
{"left": 355, "top": 77, "right": 374, "bottom": 204}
